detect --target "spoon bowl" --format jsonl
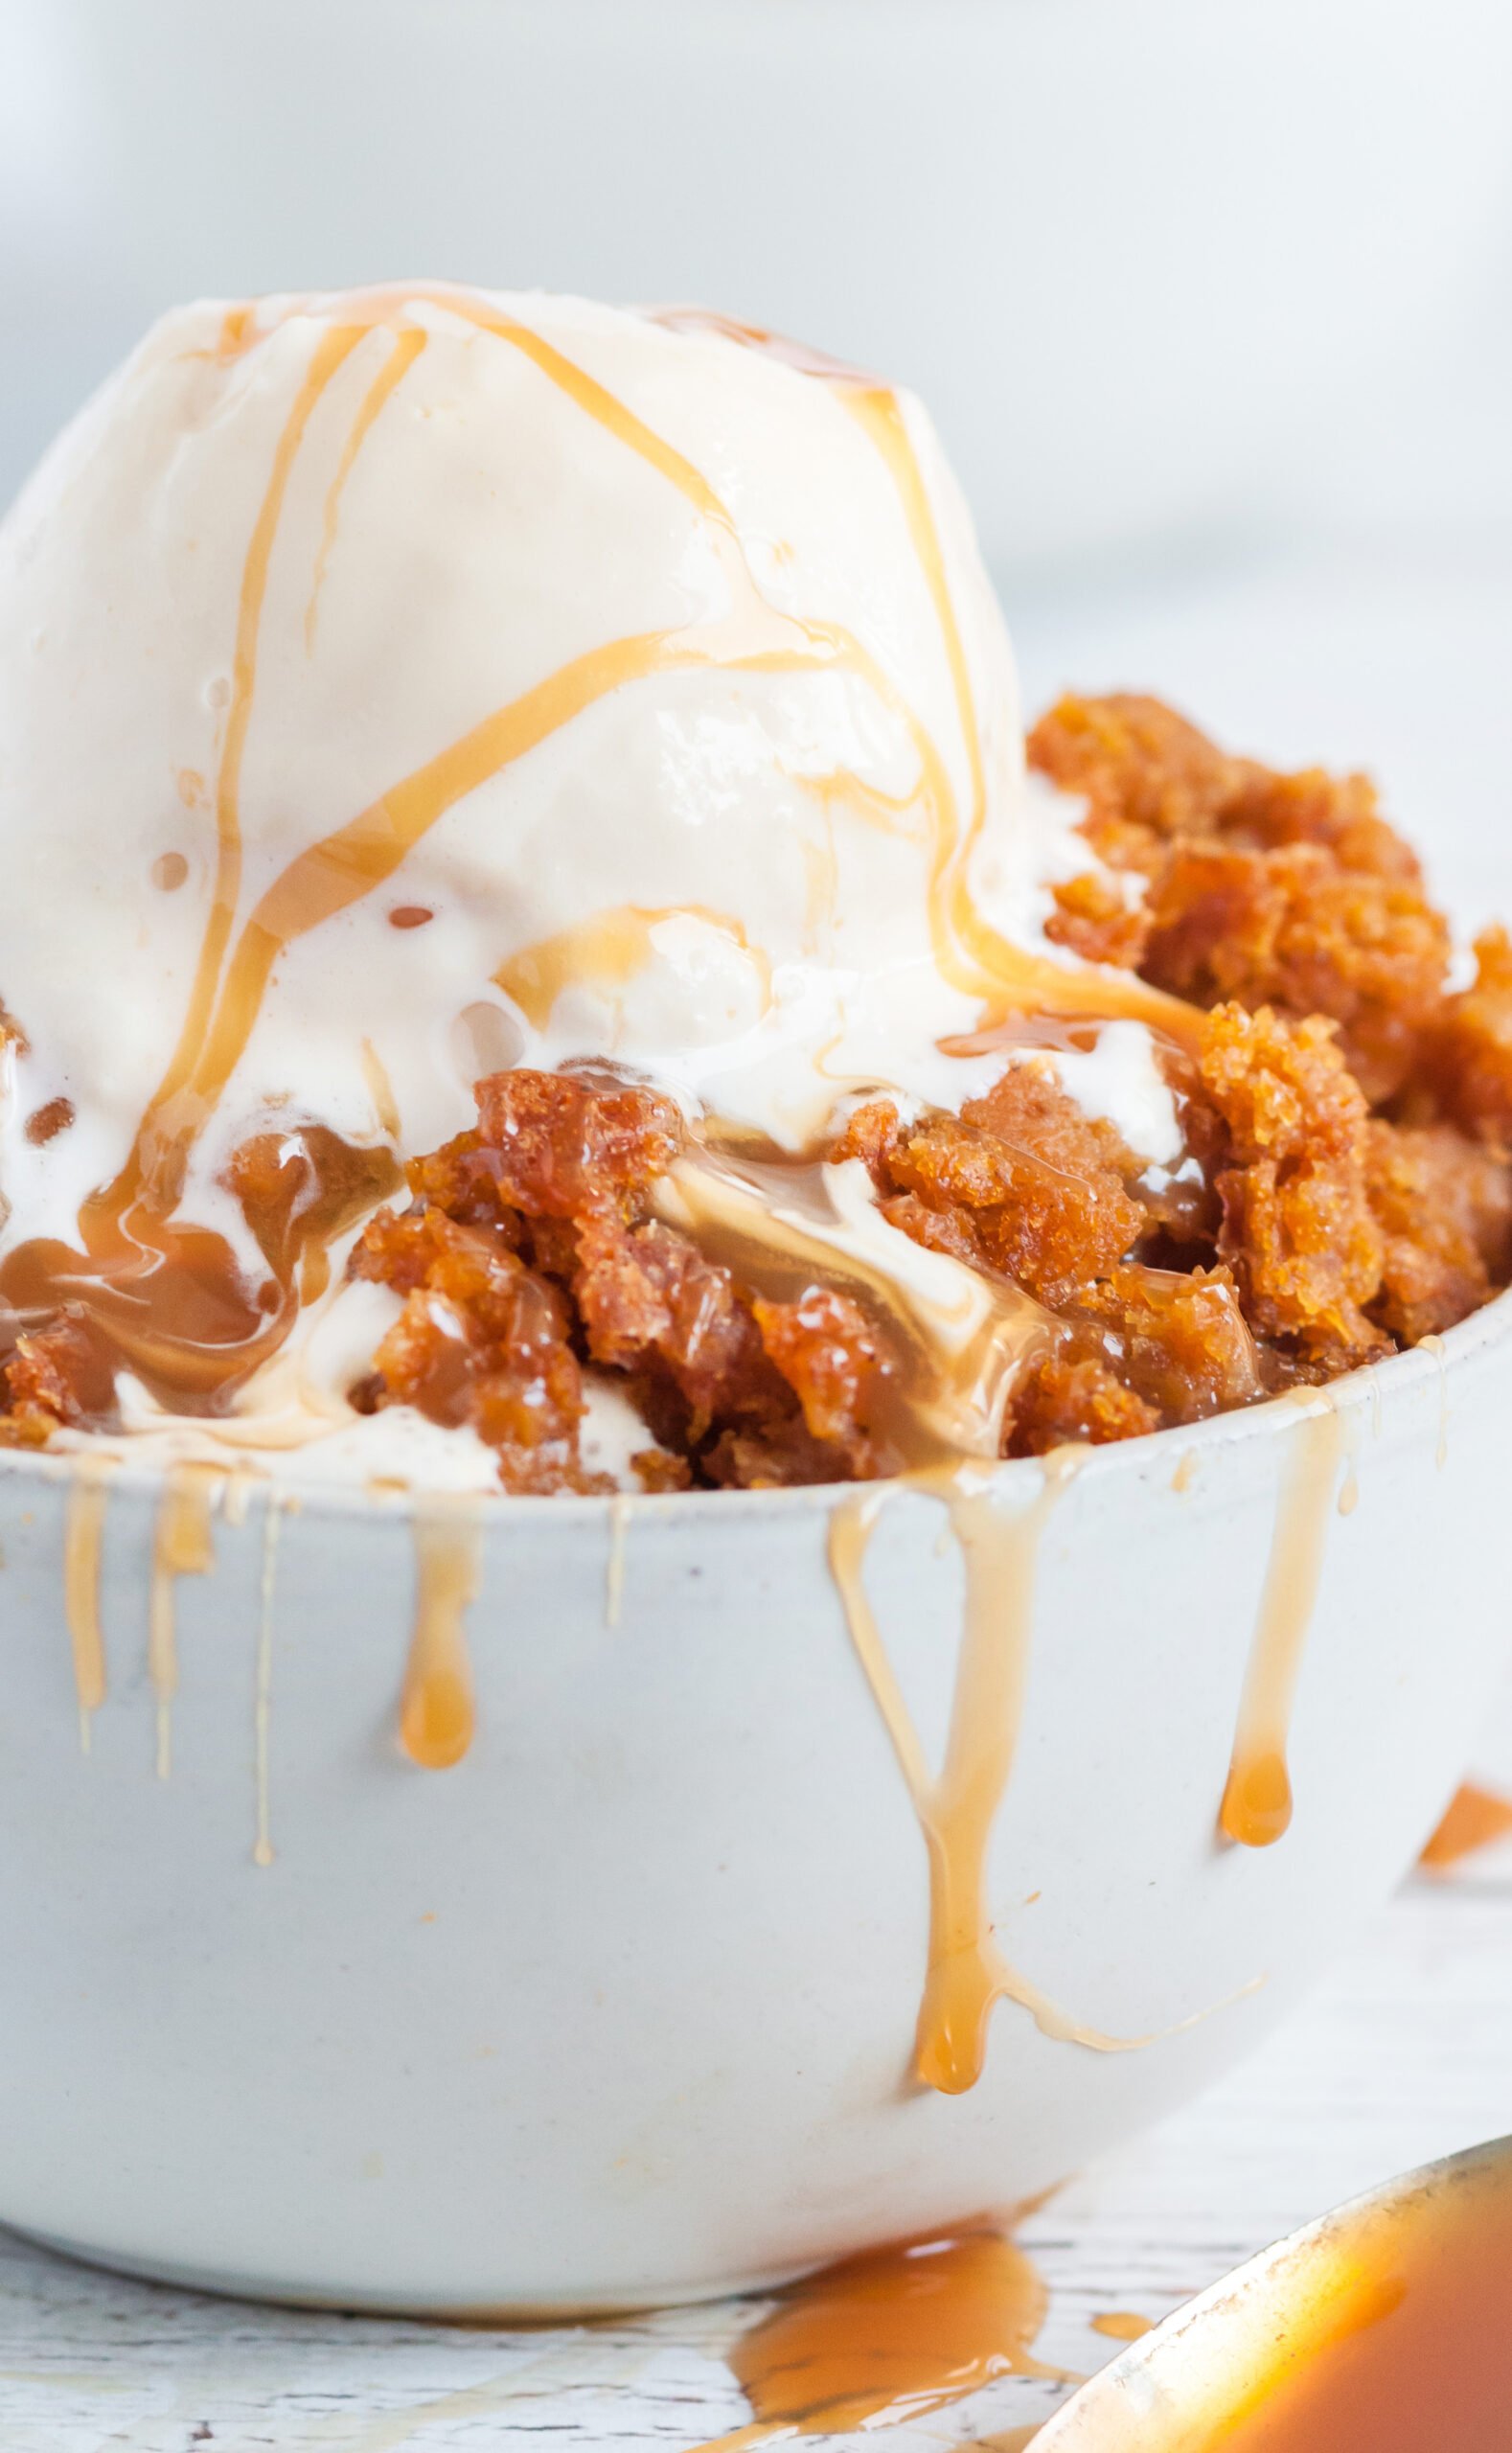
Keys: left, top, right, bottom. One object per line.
{"left": 1038, "top": 2136, "right": 1512, "bottom": 2451}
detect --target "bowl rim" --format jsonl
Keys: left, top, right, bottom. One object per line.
{"left": 2, "top": 1280, "right": 1507, "bottom": 1527}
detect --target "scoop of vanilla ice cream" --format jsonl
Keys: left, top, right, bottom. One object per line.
{"left": 0, "top": 284, "right": 1063, "bottom": 1271}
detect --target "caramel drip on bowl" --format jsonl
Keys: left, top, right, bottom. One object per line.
{"left": 833, "top": 1455, "right": 1097, "bottom": 2093}
{"left": 833, "top": 1456, "right": 1263, "bottom": 2091}
{"left": 63, "top": 1454, "right": 113, "bottom": 1745}
{"left": 1220, "top": 1399, "right": 1345, "bottom": 1849}
{"left": 252, "top": 1497, "right": 283, "bottom": 1867}
{"left": 148, "top": 1465, "right": 221, "bottom": 1779}
{"left": 401, "top": 1501, "right": 481, "bottom": 1771}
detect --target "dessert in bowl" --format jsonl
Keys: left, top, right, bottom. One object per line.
{"left": 0, "top": 286, "right": 1507, "bottom": 2312}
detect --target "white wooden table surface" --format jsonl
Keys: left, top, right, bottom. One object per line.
{"left": 3, "top": 548, "right": 1509, "bottom": 2451}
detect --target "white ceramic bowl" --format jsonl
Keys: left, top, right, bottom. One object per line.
{"left": 0, "top": 1295, "right": 1506, "bottom": 2314}
{"left": 5, "top": 0, "right": 1512, "bottom": 564}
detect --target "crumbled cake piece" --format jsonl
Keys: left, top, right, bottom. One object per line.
{"left": 8, "top": 694, "right": 1511, "bottom": 1480}
{"left": 1029, "top": 693, "right": 1451, "bottom": 1101}
{"left": 1425, "top": 926, "right": 1512, "bottom": 1146}
{"left": 353, "top": 1076, "right": 898, "bottom": 1492}
{"left": 835, "top": 1067, "right": 1144, "bottom": 1308}
{"left": 1363, "top": 1118, "right": 1512, "bottom": 1345}
{"left": 0, "top": 1316, "right": 100, "bottom": 1447}
{"left": 1192, "top": 1002, "right": 1387, "bottom": 1367}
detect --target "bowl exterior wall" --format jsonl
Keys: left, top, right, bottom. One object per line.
{"left": 0, "top": 1321, "right": 1503, "bottom": 2311}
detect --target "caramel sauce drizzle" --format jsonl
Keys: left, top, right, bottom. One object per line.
{"left": 604, "top": 1492, "right": 631, "bottom": 1630}
{"left": 657, "top": 1145, "right": 1057, "bottom": 1465}
{"left": 3, "top": 283, "right": 1194, "bottom": 1433}
{"left": 497, "top": 905, "right": 768, "bottom": 1032}
{"left": 1220, "top": 1401, "right": 1345, "bottom": 1849}
{"left": 359, "top": 1036, "right": 401, "bottom": 1140}
{"left": 63, "top": 1453, "right": 113, "bottom": 1747}
{"left": 307, "top": 326, "right": 427, "bottom": 650}
{"left": 834, "top": 1455, "right": 1263, "bottom": 2091}
{"left": 1419, "top": 1331, "right": 1450, "bottom": 1468}
{"left": 830, "top": 1458, "right": 1047, "bottom": 2083}
{"left": 252, "top": 1496, "right": 282, "bottom": 1866}
{"left": 401, "top": 1502, "right": 481, "bottom": 1770}
{"left": 148, "top": 1464, "right": 221, "bottom": 1779}
{"left": 832, "top": 1455, "right": 1121, "bottom": 2093}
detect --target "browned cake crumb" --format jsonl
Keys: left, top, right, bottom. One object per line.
{"left": 9, "top": 693, "right": 1510, "bottom": 1482}
{"left": 1029, "top": 693, "right": 1450, "bottom": 1102}
{"left": 836, "top": 1067, "right": 1144, "bottom": 1309}
{"left": 0, "top": 1317, "right": 97, "bottom": 1447}
{"left": 1191, "top": 1002, "right": 1388, "bottom": 1366}
{"left": 1363, "top": 1119, "right": 1512, "bottom": 1344}
{"left": 353, "top": 1075, "right": 898, "bottom": 1491}
{"left": 1424, "top": 926, "right": 1512, "bottom": 1145}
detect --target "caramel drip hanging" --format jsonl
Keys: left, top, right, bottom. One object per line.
{"left": 1220, "top": 1401, "right": 1345, "bottom": 1849}
{"left": 63, "top": 1454, "right": 113, "bottom": 1746}
{"left": 604, "top": 1493, "right": 632, "bottom": 1631}
{"left": 252, "top": 1497, "right": 282, "bottom": 1867}
{"left": 833, "top": 1457, "right": 1262, "bottom": 2091}
{"left": 148, "top": 1465, "right": 221, "bottom": 1779}
{"left": 1420, "top": 1331, "right": 1450, "bottom": 1467}
{"left": 832, "top": 1456, "right": 1094, "bottom": 2092}
{"left": 401, "top": 1502, "right": 481, "bottom": 1770}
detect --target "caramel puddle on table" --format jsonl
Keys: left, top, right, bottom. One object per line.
{"left": 149, "top": 1464, "right": 222, "bottom": 1779}
{"left": 697, "top": 2225, "right": 1063, "bottom": 2453}
{"left": 1089, "top": 2309, "right": 1155, "bottom": 2344}
{"left": 1220, "top": 1401, "right": 1346, "bottom": 1850}
{"left": 400, "top": 1502, "right": 481, "bottom": 1769}
{"left": 1420, "top": 1781, "right": 1512, "bottom": 1870}
{"left": 252, "top": 1497, "right": 283, "bottom": 1867}
{"left": 63, "top": 1454, "right": 114, "bottom": 1749}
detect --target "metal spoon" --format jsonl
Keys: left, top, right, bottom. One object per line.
{"left": 1034, "top": 2135, "right": 1512, "bottom": 2450}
